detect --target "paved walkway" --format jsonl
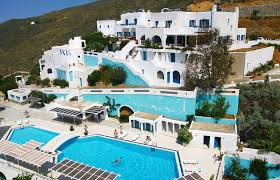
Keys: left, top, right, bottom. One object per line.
{"left": 0, "top": 101, "right": 220, "bottom": 179}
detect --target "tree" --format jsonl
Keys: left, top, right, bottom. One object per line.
{"left": 41, "top": 78, "right": 50, "bottom": 86}
{"left": 87, "top": 70, "right": 101, "bottom": 86}
{"left": 30, "top": 90, "right": 57, "bottom": 104}
{"left": 103, "top": 96, "right": 120, "bottom": 117}
{"left": 210, "top": 96, "right": 230, "bottom": 119}
{"left": 249, "top": 158, "right": 268, "bottom": 180}
{"left": 177, "top": 126, "right": 192, "bottom": 145}
{"left": 12, "top": 173, "right": 33, "bottom": 180}
{"left": 53, "top": 79, "right": 69, "bottom": 88}
{"left": 225, "top": 156, "right": 247, "bottom": 180}
{"left": 184, "top": 29, "right": 234, "bottom": 91}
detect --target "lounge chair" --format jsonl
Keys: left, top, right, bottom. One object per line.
{"left": 119, "top": 132, "right": 128, "bottom": 139}
{"left": 183, "top": 160, "right": 199, "bottom": 165}
{"left": 185, "top": 167, "right": 202, "bottom": 173}
{"left": 24, "top": 119, "right": 29, "bottom": 124}
{"left": 17, "top": 120, "right": 22, "bottom": 126}
{"left": 131, "top": 134, "right": 140, "bottom": 141}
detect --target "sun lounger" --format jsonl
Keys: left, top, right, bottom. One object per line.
{"left": 17, "top": 120, "right": 22, "bottom": 126}
{"left": 131, "top": 134, "right": 140, "bottom": 141}
{"left": 119, "top": 132, "right": 128, "bottom": 139}
{"left": 24, "top": 119, "right": 29, "bottom": 124}
{"left": 183, "top": 160, "right": 199, "bottom": 165}
{"left": 185, "top": 167, "right": 202, "bottom": 173}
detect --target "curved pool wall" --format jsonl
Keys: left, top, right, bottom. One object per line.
{"left": 57, "top": 135, "right": 180, "bottom": 180}
{"left": 102, "top": 57, "right": 149, "bottom": 87}
{"left": 224, "top": 156, "right": 280, "bottom": 179}
{"left": 8, "top": 126, "right": 59, "bottom": 145}
{"left": 195, "top": 116, "right": 236, "bottom": 125}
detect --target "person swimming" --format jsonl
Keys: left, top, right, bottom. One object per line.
{"left": 112, "top": 157, "right": 122, "bottom": 164}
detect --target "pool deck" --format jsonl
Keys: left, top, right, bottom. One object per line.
{"left": 0, "top": 101, "right": 220, "bottom": 179}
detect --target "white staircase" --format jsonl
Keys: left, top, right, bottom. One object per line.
{"left": 115, "top": 41, "right": 137, "bottom": 59}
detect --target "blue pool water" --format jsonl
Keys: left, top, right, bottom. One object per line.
{"left": 82, "top": 94, "right": 196, "bottom": 121}
{"left": 57, "top": 136, "right": 180, "bottom": 180}
{"left": 196, "top": 94, "right": 239, "bottom": 115}
{"left": 102, "top": 58, "right": 149, "bottom": 87}
{"left": 84, "top": 54, "right": 99, "bottom": 67}
{"left": 8, "top": 126, "right": 59, "bottom": 145}
{"left": 224, "top": 156, "right": 280, "bottom": 179}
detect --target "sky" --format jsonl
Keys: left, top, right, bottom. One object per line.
{"left": 0, "top": 0, "right": 96, "bottom": 23}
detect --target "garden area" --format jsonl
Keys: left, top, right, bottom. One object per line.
{"left": 87, "top": 65, "right": 127, "bottom": 86}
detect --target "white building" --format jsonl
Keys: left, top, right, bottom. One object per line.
{"left": 96, "top": 5, "right": 248, "bottom": 87}
{"left": 7, "top": 89, "right": 31, "bottom": 103}
{"left": 39, "top": 37, "right": 95, "bottom": 88}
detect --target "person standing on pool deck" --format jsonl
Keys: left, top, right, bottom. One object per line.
{"left": 120, "top": 126, "right": 123, "bottom": 135}
{"left": 114, "top": 129, "right": 118, "bottom": 138}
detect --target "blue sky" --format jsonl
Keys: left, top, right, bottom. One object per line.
{"left": 0, "top": 0, "right": 96, "bottom": 23}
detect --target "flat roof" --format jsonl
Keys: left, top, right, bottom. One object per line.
{"left": 191, "top": 121, "right": 235, "bottom": 134}
{"left": 132, "top": 112, "right": 160, "bottom": 121}
{"left": 57, "top": 100, "right": 92, "bottom": 110}
{"left": 50, "top": 107, "right": 82, "bottom": 117}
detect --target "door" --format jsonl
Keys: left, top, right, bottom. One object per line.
{"left": 167, "top": 72, "right": 170, "bottom": 83}
{"left": 143, "top": 51, "right": 147, "bottom": 61}
{"left": 79, "top": 78, "right": 83, "bottom": 87}
{"left": 203, "top": 136, "right": 210, "bottom": 148}
{"left": 171, "top": 53, "right": 175, "bottom": 63}
{"left": 214, "top": 137, "right": 221, "bottom": 149}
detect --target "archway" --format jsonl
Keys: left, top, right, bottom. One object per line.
{"left": 0, "top": 172, "right": 6, "bottom": 180}
{"left": 157, "top": 71, "right": 164, "bottom": 80}
{"left": 140, "top": 35, "right": 145, "bottom": 41}
{"left": 119, "top": 105, "right": 134, "bottom": 116}
{"left": 166, "top": 36, "right": 175, "bottom": 46}
{"left": 173, "top": 71, "right": 180, "bottom": 84}
{"left": 47, "top": 68, "right": 52, "bottom": 74}
{"left": 152, "top": 35, "right": 162, "bottom": 46}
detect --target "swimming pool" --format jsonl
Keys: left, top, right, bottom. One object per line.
{"left": 8, "top": 126, "right": 59, "bottom": 145}
{"left": 224, "top": 156, "right": 280, "bottom": 179}
{"left": 102, "top": 58, "right": 149, "bottom": 87}
{"left": 57, "top": 135, "right": 180, "bottom": 180}
{"left": 84, "top": 54, "right": 99, "bottom": 67}
{"left": 46, "top": 93, "right": 68, "bottom": 100}
{"left": 81, "top": 93, "right": 196, "bottom": 121}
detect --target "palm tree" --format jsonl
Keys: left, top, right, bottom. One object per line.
{"left": 103, "top": 96, "right": 120, "bottom": 117}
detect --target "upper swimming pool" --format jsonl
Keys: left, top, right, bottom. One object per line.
{"left": 8, "top": 126, "right": 59, "bottom": 145}
{"left": 84, "top": 54, "right": 99, "bottom": 67}
{"left": 57, "top": 135, "right": 180, "bottom": 180}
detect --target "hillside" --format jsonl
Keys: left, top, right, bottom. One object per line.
{"left": 0, "top": 0, "right": 192, "bottom": 75}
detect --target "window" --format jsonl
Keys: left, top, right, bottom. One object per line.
{"left": 134, "top": 18, "right": 137, "bottom": 25}
{"left": 241, "top": 35, "right": 245, "bottom": 40}
{"left": 81, "top": 42, "right": 85, "bottom": 47}
{"left": 41, "top": 65, "right": 45, "bottom": 71}
{"left": 237, "top": 35, "right": 240, "bottom": 40}
{"left": 23, "top": 96, "right": 26, "bottom": 100}
{"left": 99, "top": 25, "right": 101, "bottom": 29}
{"left": 199, "top": 19, "right": 210, "bottom": 28}
{"left": 165, "top": 21, "right": 172, "bottom": 28}
{"left": 125, "top": 19, "right": 128, "bottom": 25}
{"left": 155, "top": 21, "right": 159, "bottom": 28}
{"left": 157, "top": 71, "right": 164, "bottom": 80}
{"left": 143, "top": 51, "right": 147, "bottom": 61}
{"left": 47, "top": 68, "right": 52, "bottom": 74}
{"left": 117, "top": 32, "right": 122, "bottom": 37}
{"left": 142, "top": 69, "right": 144, "bottom": 74}
{"left": 78, "top": 55, "right": 80, "bottom": 58}
{"left": 189, "top": 20, "right": 196, "bottom": 27}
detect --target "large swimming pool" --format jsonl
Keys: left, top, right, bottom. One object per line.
{"left": 102, "top": 58, "right": 149, "bottom": 87}
{"left": 57, "top": 135, "right": 180, "bottom": 180}
{"left": 82, "top": 93, "right": 196, "bottom": 121}
{"left": 8, "top": 126, "right": 59, "bottom": 145}
{"left": 224, "top": 156, "right": 280, "bottom": 179}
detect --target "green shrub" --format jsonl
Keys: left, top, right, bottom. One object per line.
{"left": 119, "top": 114, "right": 129, "bottom": 123}
{"left": 186, "top": 114, "right": 194, "bottom": 127}
{"left": 41, "top": 78, "right": 50, "bottom": 86}
{"left": 53, "top": 79, "right": 69, "bottom": 88}
{"left": 110, "top": 67, "right": 127, "bottom": 86}
{"left": 30, "top": 90, "right": 57, "bottom": 104}
{"left": 35, "top": 78, "right": 41, "bottom": 86}
{"left": 87, "top": 70, "right": 101, "bottom": 86}
{"left": 177, "top": 126, "right": 192, "bottom": 145}
{"left": 70, "top": 125, "right": 75, "bottom": 131}
{"left": 25, "top": 80, "right": 31, "bottom": 85}
{"left": 13, "top": 173, "right": 33, "bottom": 180}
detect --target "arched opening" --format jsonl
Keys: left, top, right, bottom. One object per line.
{"left": 47, "top": 68, "right": 52, "bottom": 74}
{"left": 140, "top": 35, "right": 145, "bottom": 41}
{"left": 152, "top": 35, "right": 162, "bottom": 46}
{"left": 119, "top": 106, "right": 134, "bottom": 116}
{"left": 157, "top": 71, "right": 164, "bottom": 80}
{"left": 173, "top": 71, "right": 180, "bottom": 84}
{"left": 0, "top": 172, "right": 6, "bottom": 180}
{"left": 166, "top": 36, "right": 175, "bottom": 46}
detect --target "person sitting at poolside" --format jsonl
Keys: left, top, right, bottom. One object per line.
{"left": 114, "top": 129, "right": 118, "bottom": 138}
{"left": 112, "top": 157, "right": 122, "bottom": 164}
{"left": 144, "top": 136, "right": 151, "bottom": 144}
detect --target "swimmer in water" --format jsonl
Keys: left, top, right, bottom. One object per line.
{"left": 112, "top": 157, "right": 122, "bottom": 164}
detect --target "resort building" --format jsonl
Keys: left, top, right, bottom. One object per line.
{"left": 7, "top": 89, "right": 31, "bottom": 103}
